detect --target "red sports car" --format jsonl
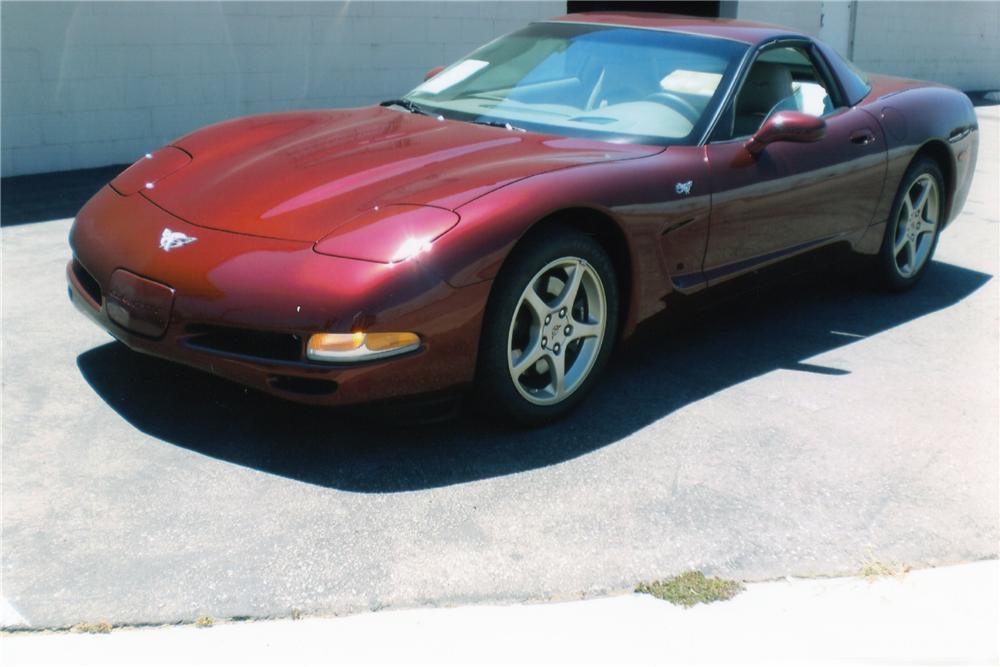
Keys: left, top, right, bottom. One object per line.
{"left": 68, "top": 12, "right": 979, "bottom": 424}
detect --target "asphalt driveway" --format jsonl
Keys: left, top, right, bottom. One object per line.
{"left": 2, "top": 107, "right": 997, "bottom": 629}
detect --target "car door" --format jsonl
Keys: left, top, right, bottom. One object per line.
{"left": 702, "top": 42, "right": 886, "bottom": 284}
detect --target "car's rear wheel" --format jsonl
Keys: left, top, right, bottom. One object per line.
{"left": 476, "top": 227, "right": 618, "bottom": 425}
{"left": 877, "top": 157, "right": 945, "bottom": 290}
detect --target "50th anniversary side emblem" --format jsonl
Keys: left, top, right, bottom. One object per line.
{"left": 159, "top": 228, "right": 197, "bottom": 252}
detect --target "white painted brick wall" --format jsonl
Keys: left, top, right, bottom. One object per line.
{"left": 1, "top": 0, "right": 564, "bottom": 176}
{"left": 737, "top": 1, "right": 999, "bottom": 91}
{"left": 852, "top": 1, "right": 1000, "bottom": 91}
{"left": 5, "top": 1, "right": 995, "bottom": 177}
{"left": 737, "top": 0, "right": 825, "bottom": 37}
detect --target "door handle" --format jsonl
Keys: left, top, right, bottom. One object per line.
{"left": 850, "top": 129, "right": 876, "bottom": 145}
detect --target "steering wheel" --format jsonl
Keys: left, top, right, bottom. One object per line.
{"left": 644, "top": 92, "right": 701, "bottom": 125}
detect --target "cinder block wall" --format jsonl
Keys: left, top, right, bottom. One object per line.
{"left": 736, "top": 0, "right": 824, "bottom": 37}
{"left": 4, "top": 1, "right": 998, "bottom": 178}
{"left": 0, "top": 1, "right": 564, "bottom": 176}
{"left": 736, "top": 1, "right": 1000, "bottom": 92}
{"left": 851, "top": 1, "right": 1000, "bottom": 91}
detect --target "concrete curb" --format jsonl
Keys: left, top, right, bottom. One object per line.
{"left": 3, "top": 560, "right": 997, "bottom": 666}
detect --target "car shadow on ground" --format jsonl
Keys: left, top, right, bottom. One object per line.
{"left": 77, "top": 260, "right": 991, "bottom": 493}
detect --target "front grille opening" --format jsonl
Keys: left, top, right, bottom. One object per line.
{"left": 72, "top": 260, "right": 102, "bottom": 307}
{"left": 268, "top": 375, "right": 338, "bottom": 396}
{"left": 185, "top": 325, "right": 302, "bottom": 362}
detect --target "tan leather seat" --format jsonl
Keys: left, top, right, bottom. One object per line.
{"left": 733, "top": 62, "right": 794, "bottom": 136}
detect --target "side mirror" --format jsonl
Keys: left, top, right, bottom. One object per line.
{"left": 424, "top": 66, "right": 445, "bottom": 82}
{"left": 745, "top": 111, "right": 826, "bottom": 156}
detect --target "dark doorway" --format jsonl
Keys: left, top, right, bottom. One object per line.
{"left": 566, "top": 1, "right": 721, "bottom": 17}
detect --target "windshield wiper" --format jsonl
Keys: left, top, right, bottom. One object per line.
{"left": 471, "top": 120, "right": 527, "bottom": 132}
{"left": 379, "top": 99, "right": 428, "bottom": 115}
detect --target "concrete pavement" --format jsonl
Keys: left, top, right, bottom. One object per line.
{"left": 3, "top": 561, "right": 997, "bottom": 666}
{"left": 1, "top": 107, "right": 997, "bottom": 630}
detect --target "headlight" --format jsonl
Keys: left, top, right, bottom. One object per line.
{"left": 110, "top": 147, "right": 191, "bottom": 195}
{"left": 312, "top": 205, "right": 458, "bottom": 263}
{"left": 306, "top": 331, "right": 420, "bottom": 362}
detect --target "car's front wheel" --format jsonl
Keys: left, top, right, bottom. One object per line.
{"left": 476, "top": 227, "right": 619, "bottom": 425}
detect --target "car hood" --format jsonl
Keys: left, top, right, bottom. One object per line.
{"left": 142, "top": 107, "right": 661, "bottom": 243}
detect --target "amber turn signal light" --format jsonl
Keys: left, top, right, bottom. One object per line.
{"left": 306, "top": 331, "right": 420, "bottom": 362}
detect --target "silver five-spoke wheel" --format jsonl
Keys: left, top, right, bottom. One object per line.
{"left": 506, "top": 257, "right": 607, "bottom": 406}
{"left": 892, "top": 173, "right": 939, "bottom": 279}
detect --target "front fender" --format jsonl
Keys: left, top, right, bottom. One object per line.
{"left": 427, "top": 147, "right": 712, "bottom": 331}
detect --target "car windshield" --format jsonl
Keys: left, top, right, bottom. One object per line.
{"left": 404, "top": 22, "right": 748, "bottom": 146}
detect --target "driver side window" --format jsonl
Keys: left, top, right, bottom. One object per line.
{"left": 712, "top": 45, "right": 836, "bottom": 141}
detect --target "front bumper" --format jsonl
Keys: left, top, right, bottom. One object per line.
{"left": 67, "top": 186, "right": 491, "bottom": 406}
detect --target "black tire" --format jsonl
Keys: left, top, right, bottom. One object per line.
{"left": 476, "top": 225, "right": 619, "bottom": 426}
{"left": 876, "top": 157, "right": 946, "bottom": 291}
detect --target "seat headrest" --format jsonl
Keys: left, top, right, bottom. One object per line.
{"left": 737, "top": 62, "right": 794, "bottom": 115}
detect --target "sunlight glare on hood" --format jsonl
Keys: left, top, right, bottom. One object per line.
{"left": 390, "top": 237, "right": 434, "bottom": 264}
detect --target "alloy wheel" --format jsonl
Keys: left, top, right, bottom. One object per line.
{"left": 506, "top": 257, "right": 607, "bottom": 406}
{"left": 892, "top": 173, "right": 939, "bottom": 278}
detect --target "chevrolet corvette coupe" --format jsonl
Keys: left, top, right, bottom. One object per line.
{"left": 68, "top": 12, "right": 979, "bottom": 424}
